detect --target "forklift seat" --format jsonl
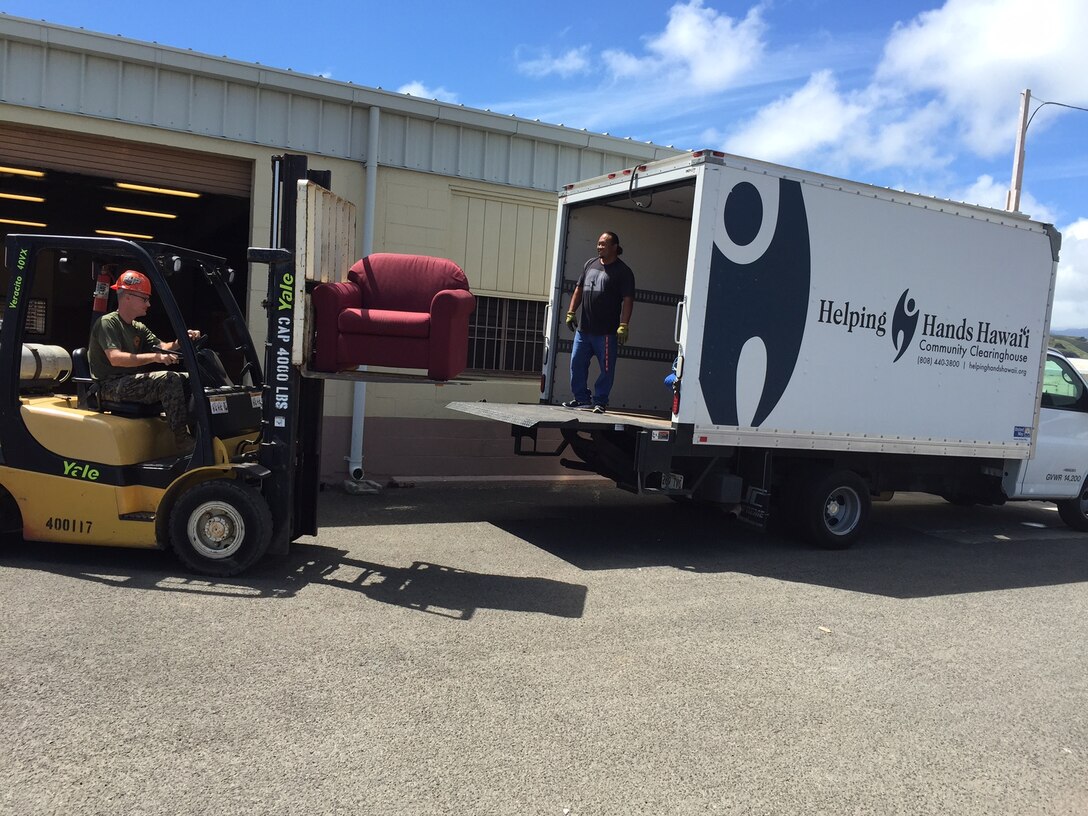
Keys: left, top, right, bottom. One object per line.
{"left": 71, "top": 347, "right": 163, "bottom": 419}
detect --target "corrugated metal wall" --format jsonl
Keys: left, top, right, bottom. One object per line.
{"left": 0, "top": 15, "right": 680, "bottom": 193}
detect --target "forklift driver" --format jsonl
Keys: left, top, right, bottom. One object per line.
{"left": 87, "top": 270, "right": 202, "bottom": 450}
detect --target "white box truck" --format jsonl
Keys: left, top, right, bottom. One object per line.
{"left": 449, "top": 150, "right": 1088, "bottom": 547}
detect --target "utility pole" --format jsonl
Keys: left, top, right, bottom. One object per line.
{"left": 1005, "top": 88, "right": 1031, "bottom": 213}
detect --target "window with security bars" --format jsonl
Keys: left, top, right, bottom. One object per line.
{"left": 468, "top": 296, "right": 546, "bottom": 375}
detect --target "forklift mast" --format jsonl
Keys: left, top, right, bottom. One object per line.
{"left": 250, "top": 155, "right": 328, "bottom": 553}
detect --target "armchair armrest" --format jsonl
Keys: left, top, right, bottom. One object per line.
{"left": 431, "top": 288, "right": 476, "bottom": 324}
{"left": 428, "top": 289, "right": 476, "bottom": 380}
{"left": 313, "top": 280, "right": 362, "bottom": 316}
{"left": 311, "top": 280, "right": 363, "bottom": 371}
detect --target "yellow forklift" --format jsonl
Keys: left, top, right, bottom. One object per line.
{"left": 0, "top": 156, "right": 333, "bottom": 576}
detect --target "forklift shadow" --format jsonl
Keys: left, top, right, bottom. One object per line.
{"left": 263, "top": 546, "right": 587, "bottom": 620}
{"left": 0, "top": 537, "right": 587, "bottom": 620}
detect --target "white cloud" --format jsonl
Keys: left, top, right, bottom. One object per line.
{"left": 517, "top": 46, "right": 590, "bottom": 78}
{"left": 877, "top": 0, "right": 1088, "bottom": 156}
{"left": 397, "top": 81, "right": 459, "bottom": 104}
{"left": 1052, "top": 219, "right": 1088, "bottom": 330}
{"left": 510, "top": 0, "right": 766, "bottom": 118}
{"left": 711, "top": 0, "right": 1088, "bottom": 184}
{"left": 949, "top": 174, "right": 1057, "bottom": 223}
{"left": 494, "top": 0, "right": 1085, "bottom": 237}
{"left": 724, "top": 71, "right": 866, "bottom": 164}
{"left": 603, "top": 0, "right": 767, "bottom": 92}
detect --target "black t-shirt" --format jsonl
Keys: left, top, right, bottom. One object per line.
{"left": 577, "top": 257, "right": 635, "bottom": 335}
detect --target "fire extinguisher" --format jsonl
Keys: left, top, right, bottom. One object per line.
{"left": 93, "top": 264, "right": 114, "bottom": 314}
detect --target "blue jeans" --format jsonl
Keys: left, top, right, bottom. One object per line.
{"left": 570, "top": 331, "right": 617, "bottom": 406}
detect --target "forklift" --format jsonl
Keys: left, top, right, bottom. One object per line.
{"left": 0, "top": 156, "right": 338, "bottom": 576}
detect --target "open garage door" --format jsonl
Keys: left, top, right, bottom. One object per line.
{"left": 0, "top": 122, "right": 251, "bottom": 197}
{"left": 0, "top": 123, "right": 254, "bottom": 368}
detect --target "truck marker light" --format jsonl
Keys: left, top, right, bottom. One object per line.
{"left": 672, "top": 387, "right": 681, "bottom": 415}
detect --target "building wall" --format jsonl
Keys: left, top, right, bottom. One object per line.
{"left": 0, "top": 16, "right": 684, "bottom": 482}
{"left": 4, "top": 105, "right": 564, "bottom": 482}
{"left": 320, "top": 166, "right": 562, "bottom": 482}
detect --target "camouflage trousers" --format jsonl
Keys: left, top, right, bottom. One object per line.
{"left": 98, "top": 371, "right": 190, "bottom": 435}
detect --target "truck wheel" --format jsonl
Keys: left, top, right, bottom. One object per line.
{"left": 168, "top": 480, "right": 272, "bottom": 576}
{"left": 801, "top": 470, "right": 870, "bottom": 549}
{"left": 1056, "top": 487, "right": 1088, "bottom": 532}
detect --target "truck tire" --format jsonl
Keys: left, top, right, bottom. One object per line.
{"left": 800, "top": 469, "right": 870, "bottom": 549}
{"left": 168, "top": 480, "right": 272, "bottom": 576}
{"left": 1056, "top": 487, "right": 1088, "bottom": 532}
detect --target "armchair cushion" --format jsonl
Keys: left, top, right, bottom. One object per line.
{"left": 338, "top": 308, "right": 431, "bottom": 339}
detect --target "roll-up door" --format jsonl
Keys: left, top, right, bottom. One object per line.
{"left": 0, "top": 122, "right": 251, "bottom": 197}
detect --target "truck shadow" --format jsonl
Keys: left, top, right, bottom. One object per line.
{"left": 0, "top": 539, "right": 587, "bottom": 620}
{"left": 503, "top": 501, "right": 1088, "bottom": 599}
{"left": 319, "top": 483, "right": 1088, "bottom": 600}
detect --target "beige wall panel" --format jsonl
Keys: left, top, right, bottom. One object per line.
{"left": 480, "top": 199, "right": 502, "bottom": 292}
{"left": 532, "top": 206, "right": 554, "bottom": 296}
{"left": 445, "top": 187, "right": 557, "bottom": 299}
{"left": 463, "top": 197, "right": 486, "bottom": 287}
{"left": 497, "top": 204, "right": 518, "bottom": 294}
{"left": 514, "top": 206, "right": 536, "bottom": 293}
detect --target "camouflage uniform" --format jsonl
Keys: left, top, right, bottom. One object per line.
{"left": 89, "top": 312, "right": 191, "bottom": 438}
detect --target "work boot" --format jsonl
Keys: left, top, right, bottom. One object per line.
{"left": 174, "top": 431, "right": 196, "bottom": 454}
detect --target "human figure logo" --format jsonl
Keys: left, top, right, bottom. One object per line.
{"left": 891, "top": 289, "right": 919, "bottom": 363}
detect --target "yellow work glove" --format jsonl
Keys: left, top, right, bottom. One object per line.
{"left": 566, "top": 311, "right": 578, "bottom": 332}
{"left": 617, "top": 323, "right": 629, "bottom": 345}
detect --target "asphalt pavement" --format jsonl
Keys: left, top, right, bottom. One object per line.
{"left": 1, "top": 482, "right": 1086, "bottom": 815}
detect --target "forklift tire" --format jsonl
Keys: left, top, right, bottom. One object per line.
{"left": 800, "top": 469, "right": 870, "bottom": 550}
{"left": 168, "top": 480, "right": 272, "bottom": 576}
{"left": 0, "top": 485, "right": 22, "bottom": 538}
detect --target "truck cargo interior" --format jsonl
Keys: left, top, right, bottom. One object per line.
{"left": 553, "top": 177, "right": 696, "bottom": 414}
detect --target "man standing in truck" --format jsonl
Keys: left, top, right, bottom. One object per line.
{"left": 563, "top": 231, "right": 635, "bottom": 413}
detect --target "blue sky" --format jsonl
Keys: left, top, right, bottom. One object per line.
{"left": 9, "top": 0, "right": 1088, "bottom": 327}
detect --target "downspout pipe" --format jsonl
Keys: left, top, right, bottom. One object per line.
{"left": 345, "top": 104, "right": 381, "bottom": 490}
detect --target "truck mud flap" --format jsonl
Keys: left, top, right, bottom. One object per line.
{"left": 738, "top": 486, "right": 771, "bottom": 529}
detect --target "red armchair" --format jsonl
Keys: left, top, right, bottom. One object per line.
{"left": 311, "top": 253, "right": 476, "bottom": 380}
